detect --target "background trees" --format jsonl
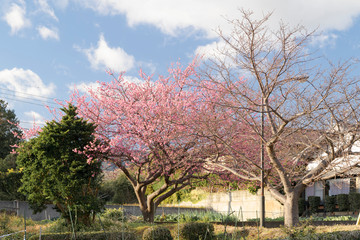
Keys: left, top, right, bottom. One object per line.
{"left": 0, "top": 100, "right": 23, "bottom": 200}
{"left": 71, "top": 63, "right": 213, "bottom": 222}
{"left": 17, "top": 104, "right": 105, "bottom": 225}
{"left": 194, "top": 10, "right": 360, "bottom": 226}
{"left": 0, "top": 100, "right": 22, "bottom": 159}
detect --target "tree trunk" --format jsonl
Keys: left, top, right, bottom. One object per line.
{"left": 137, "top": 192, "right": 156, "bottom": 222}
{"left": 283, "top": 190, "right": 301, "bottom": 226}
{"left": 141, "top": 209, "right": 155, "bottom": 222}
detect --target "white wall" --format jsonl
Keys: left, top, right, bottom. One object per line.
{"left": 173, "top": 189, "right": 284, "bottom": 220}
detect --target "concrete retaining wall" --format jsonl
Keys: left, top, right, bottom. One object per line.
{"left": 0, "top": 189, "right": 284, "bottom": 221}
{"left": 175, "top": 189, "right": 284, "bottom": 220}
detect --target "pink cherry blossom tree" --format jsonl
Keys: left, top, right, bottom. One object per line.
{"left": 70, "top": 61, "right": 217, "bottom": 222}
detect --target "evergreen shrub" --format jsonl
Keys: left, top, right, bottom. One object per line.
{"left": 298, "top": 198, "right": 306, "bottom": 216}
{"left": 349, "top": 192, "right": 360, "bottom": 212}
{"left": 324, "top": 195, "right": 336, "bottom": 212}
{"left": 336, "top": 194, "right": 349, "bottom": 211}
{"left": 142, "top": 226, "right": 173, "bottom": 240}
{"left": 179, "top": 222, "right": 214, "bottom": 240}
{"left": 308, "top": 196, "right": 320, "bottom": 214}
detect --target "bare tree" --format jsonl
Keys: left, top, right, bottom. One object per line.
{"left": 197, "top": 10, "right": 360, "bottom": 226}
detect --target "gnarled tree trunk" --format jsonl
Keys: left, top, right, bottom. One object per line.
{"left": 282, "top": 185, "right": 305, "bottom": 226}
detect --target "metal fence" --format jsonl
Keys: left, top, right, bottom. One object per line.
{"left": 0, "top": 200, "right": 284, "bottom": 221}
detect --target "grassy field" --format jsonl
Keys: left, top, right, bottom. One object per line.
{"left": 2, "top": 212, "right": 360, "bottom": 239}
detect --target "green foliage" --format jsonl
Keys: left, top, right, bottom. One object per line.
{"left": 280, "top": 219, "right": 315, "bottom": 240}
{"left": 161, "top": 188, "right": 208, "bottom": 205}
{"left": 0, "top": 163, "right": 25, "bottom": 200}
{"left": 0, "top": 100, "right": 22, "bottom": 159}
{"left": 100, "top": 174, "right": 137, "bottom": 204}
{"left": 248, "top": 216, "right": 285, "bottom": 222}
{"left": 298, "top": 198, "right": 306, "bottom": 216}
{"left": 179, "top": 222, "right": 214, "bottom": 240}
{"left": 0, "top": 213, "right": 11, "bottom": 235}
{"left": 308, "top": 196, "right": 320, "bottom": 214}
{"left": 0, "top": 101, "right": 24, "bottom": 201}
{"left": 142, "top": 226, "right": 173, "bottom": 240}
{"left": 28, "top": 231, "right": 137, "bottom": 240}
{"left": 44, "top": 216, "right": 129, "bottom": 234}
{"left": 324, "top": 195, "right": 337, "bottom": 212}
{"left": 154, "top": 211, "right": 238, "bottom": 223}
{"left": 349, "top": 192, "right": 360, "bottom": 212}
{"left": 247, "top": 182, "right": 260, "bottom": 195}
{"left": 336, "top": 194, "right": 349, "bottom": 211}
{"left": 16, "top": 104, "right": 105, "bottom": 225}
{"left": 101, "top": 208, "right": 125, "bottom": 221}
{"left": 323, "top": 215, "right": 355, "bottom": 221}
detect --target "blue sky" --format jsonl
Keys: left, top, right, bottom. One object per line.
{"left": 1, "top": 0, "right": 360, "bottom": 128}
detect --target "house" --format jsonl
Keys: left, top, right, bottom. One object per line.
{"left": 305, "top": 139, "right": 360, "bottom": 201}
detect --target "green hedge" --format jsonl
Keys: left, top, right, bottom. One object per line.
{"left": 336, "top": 194, "right": 349, "bottom": 211}
{"left": 308, "top": 196, "right": 320, "bottom": 214}
{"left": 324, "top": 195, "right": 336, "bottom": 212}
{"left": 298, "top": 198, "right": 306, "bottom": 216}
{"left": 28, "top": 231, "right": 136, "bottom": 240}
{"left": 142, "top": 226, "right": 173, "bottom": 240}
{"left": 179, "top": 222, "right": 214, "bottom": 240}
{"left": 349, "top": 192, "right": 360, "bottom": 212}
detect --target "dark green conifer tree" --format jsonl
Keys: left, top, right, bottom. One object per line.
{"left": 17, "top": 104, "right": 105, "bottom": 225}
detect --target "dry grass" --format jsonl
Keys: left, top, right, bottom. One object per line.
{"left": 2, "top": 213, "right": 360, "bottom": 239}
{"left": 213, "top": 224, "right": 360, "bottom": 239}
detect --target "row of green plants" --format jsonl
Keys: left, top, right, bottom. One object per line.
{"left": 299, "top": 192, "right": 360, "bottom": 215}
{"left": 247, "top": 215, "right": 356, "bottom": 222}
{"left": 154, "top": 210, "right": 238, "bottom": 223}
{"left": 156, "top": 210, "right": 357, "bottom": 223}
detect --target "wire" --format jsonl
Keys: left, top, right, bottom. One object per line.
{"left": 0, "top": 87, "right": 58, "bottom": 101}
{"left": 0, "top": 93, "right": 57, "bottom": 107}
{"left": 1, "top": 95, "right": 57, "bottom": 107}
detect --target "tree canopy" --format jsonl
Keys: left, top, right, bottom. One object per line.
{"left": 192, "top": 10, "right": 360, "bottom": 226}
{"left": 71, "top": 63, "right": 215, "bottom": 222}
{"left": 0, "top": 99, "right": 21, "bottom": 158}
{"left": 0, "top": 99, "right": 23, "bottom": 201}
{"left": 17, "top": 104, "right": 105, "bottom": 225}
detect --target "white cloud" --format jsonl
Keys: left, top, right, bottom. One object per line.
{"left": 37, "top": 25, "right": 59, "bottom": 40}
{"left": 35, "top": 0, "right": 58, "bottom": 21}
{"left": 78, "top": 34, "right": 135, "bottom": 72}
{"left": 68, "top": 76, "right": 143, "bottom": 94}
{"left": 24, "top": 111, "right": 46, "bottom": 126}
{"left": 78, "top": 0, "right": 360, "bottom": 39}
{"left": 195, "top": 40, "right": 228, "bottom": 59}
{"left": 123, "top": 76, "right": 144, "bottom": 84}
{"left": 68, "top": 82, "right": 100, "bottom": 93}
{"left": 311, "top": 34, "right": 338, "bottom": 48}
{"left": 51, "top": 0, "right": 69, "bottom": 9}
{"left": 0, "top": 68, "right": 56, "bottom": 100}
{"left": 2, "top": 1, "right": 31, "bottom": 34}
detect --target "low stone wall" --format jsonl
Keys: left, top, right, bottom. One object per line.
{"left": 0, "top": 201, "right": 60, "bottom": 221}
{"left": 0, "top": 189, "right": 284, "bottom": 221}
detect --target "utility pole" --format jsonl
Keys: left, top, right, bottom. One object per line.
{"left": 260, "top": 96, "right": 265, "bottom": 227}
